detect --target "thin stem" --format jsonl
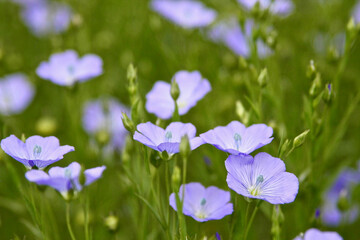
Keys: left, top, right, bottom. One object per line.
{"left": 244, "top": 200, "right": 262, "bottom": 240}
{"left": 66, "top": 203, "right": 77, "bottom": 240}
{"left": 83, "top": 196, "right": 90, "bottom": 240}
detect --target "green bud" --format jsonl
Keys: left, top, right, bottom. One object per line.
{"left": 21, "top": 133, "right": 26, "bottom": 142}
{"left": 309, "top": 73, "right": 322, "bottom": 97}
{"left": 266, "top": 31, "right": 278, "bottom": 49}
{"left": 235, "top": 100, "right": 249, "bottom": 125}
{"left": 35, "top": 116, "right": 57, "bottom": 135}
{"left": 104, "top": 214, "right": 119, "bottom": 232}
{"left": 180, "top": 135, "right": 191, "bottom": 158}
{"left": 306, "top": 60, "right": 316, "bottom": 79}
{"left": 95, "top": 130, "right": 110, "bottom": 146}
{"left": 71, "top": 14, "right": 83, "bottom": 27}
{"left": 323, "top": 83, "right": 332, "bottom": 103}
{"left": 121, "top": 112, "right": 135, "bottom": 134}
{"left": 171, "top": 166, "right": 181, "bottom": 190}
{"left": 258, "top": 68, "right": 268, "bottom": 88}
{"left": 127, "top": 63, "right": 137, "bottom": 82}
{"left": 326, "top": 45, "right": 340, "bottom": 64}
{"left": 79, "top": 165, "right": 86, "bottom": 186}
{"left": 62, "top": 189, "right": 75, "bottom": 202}
{"left": 346, "top": 18, "right": 356, "bottom": 37}
{"left": 238, "top": 56, "right": 248, "bottom": 70}
{"left": 279, "top": 139, "right": 291, "bottom": 158}
{"left": 170, "top": 79, "right": 180, "bottom": 101}
{"left": 160, "top": 151, "right": 170, "bottom": 161}
{"left": 293, "top": 129, "right": 310, "bottom": 149}
{"left": 337, "top": 190, "right": 350, "bottom": 211}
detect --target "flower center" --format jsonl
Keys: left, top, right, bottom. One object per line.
{"left": 33, "top": 145, "right": 42, "bottom": 159}
{"left": 234, "top": 133, "right": 242, "bottom": 150}
{"left": 165, "top": 131, "right": 172, "bottom": 141}
{"left": 200, "top": 198, "right": 206, "bottom": 206}
{"left": 248, "top": 175, "right": 264, "bottom": 196}
{"left": 65, "top": 168, "right": 72, "bottom": 179}
{"left": 68, "top": 65, "right": 75, "bottom": 75}
{"left": 177, "top": 100, "right": 187, "bottom": 109}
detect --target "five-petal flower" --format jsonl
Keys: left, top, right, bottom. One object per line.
{"left": 25, "top": 162, "right": 106, "bottom": 199}
{"left": 293, "top": 228, "right": 343, "bottom": 240}
{"left": 169, "top": 182, "right": 233, "bottom": 222}
{"left": 200, "top": 121, "right": 273, "bottom": 155}
{"left": 1, "top": 135, "right": 74, "bottom": 169}
{"left": 133, "top": 122, "right": 204, "bottom": 154}
{"left": 225, "top": 152, "right": 299, "bottom": 204}
{"left": 36, "top": 50, "right": 103, "bottom": 86}
{"left": 146, "top": 70, "right": 211, "bottom": 119}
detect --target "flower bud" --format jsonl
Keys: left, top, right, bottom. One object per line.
{"left": 238, "top": 56, "right": 248, "bottom": 70}
{"left": 266, "top": 31, "right": 278, "bottom": 49}
{"left": 306, "top": 60, "right": 316, "bottom": 79}
{"left": 309, "top": 73, "right": 322, "bottom": 97}
{"left": 323, "top": 83, "right": 333, "bottom": 103}
{"left": 105, "top": 214, "right": 119, "bottom": 232}
{"left": 21, "top": 133, "right": 26, "bottom": 142}
{"left": 279, "top": 139, "right": 291, "bottom": 158}
{"left": 127, "top": 63, "right": 137, "bottom": 82}
{"left": 172, "top": 166, "right": 181, "bottom": 190}
{"left": 346, "top": 18, "right": 356, "bottom": 38}
{"left": 95, "top": 130, "right": 110, "bottom": 146}
{"left": 35, "top": 116, "right": 57, "bottom": 136}
{"left": 293, "top": 129, "right": 310, "bottom": 149}
{"left": 258, "top": 68, "right": 268, "bottom": 88}
{"left": 121, "top": 112, "right": 135, "bottom": 134}
{"left": 337, "top": 189, "right": 350, "bottom": 211}
{"left": 170, "top": 79, "right": 180, "bottom": 101}
{"left": 180, "top": 135, "right": 191, "bottom": 158}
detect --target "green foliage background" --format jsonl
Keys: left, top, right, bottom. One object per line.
{"left": 0, "top": 0, "right": 360, "bottom": 239}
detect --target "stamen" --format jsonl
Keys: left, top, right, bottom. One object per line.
{"left": 165, "top": 131, "right": 172, "bottom": 141}
{"left": 200, "top": 198, "right": 206, "bottom": 206}
{"left": 248, "top": 175, "right": 264, "bottom": 196}
{"left": 234, "top": 133, "right": 241, "bottom": 150}
{"left": 33, "top": 145, "right": 42, "bottom": 159}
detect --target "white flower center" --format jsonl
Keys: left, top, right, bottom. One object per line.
{"left": 248, "top": 175, "right": 264, "bottom": 196}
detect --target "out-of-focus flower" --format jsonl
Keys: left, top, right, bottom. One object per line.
{"left": 82, "top": 98, "right": 130, "bottom": 152}
{"left": 0, "top": 73, "right": 34, "bottom": 116}
{"left": 146, "top": 70, "right": 211, "bottom": 119}
{"left": 293, "top": 228, "right": 343, "bottom": 240}
{"left": 209, "top": 18, "right": 272, "bottom": 58}
{"left": 353, "top": 1, "right": 360, "bottom": 23}
{"left": 133, "top": 122, "right": 204, "bottom": 154}
{"left": 1, "top": 135, "right": 74, "bottom": 169}
{"left": 238, "top": 0, "right": 294, "bottom": 16}
{"left": 151, "top": 0, "right": 216, "bottom": 29}
{"left": 36, "top": 50, "right": 103, "bottom": 86}
{"left": 25, "top": 162, "right": 106, "bottom": 199}
{"left": 21, "top": 1, "right": 72, "bottom": 37}
{"left": 225, "top": 152, "right": 299, "bottom": 204}
{"left": 169, "top": 182, "right": 233, "bottom": 222}
{"left": 200, "top": 121, "right": 273, "bottom": 155}
{"left": 321, "top": 168, "right": 360, "bottom": 226}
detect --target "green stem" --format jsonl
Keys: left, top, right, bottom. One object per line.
{"left": 83, "top": 197, "right": 90, "bottom": 240}
{"left": 66, "top": 203, "right": 77, "bottom": 240}
{"left": 244, "top": 200, "right": 262, "bottom": 240}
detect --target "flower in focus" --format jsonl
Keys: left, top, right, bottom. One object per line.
{"left": 225, "top": 152, "right": 299, "bottom": 204}
{"left": 293, "top": 228, "right": 343, "bottom": 240}
{"left": 133, "top": 122, "right": 204, "bottom": 154}
{"left": 200, "top": 121, "right": 273, "bottom": 155}
{"left": 82, "top": 98, "right": 130, "bottom": 152}
{"left": 146, "top": 70, "right": 211, "bottom": 119}
{"left": 25, "top": 162, "right": 106, "bottom": 199}
{"left": 1, "top": 135, "right": 74, "bottom": 169}
{"left": 321, "top": 168, "right": 360, "bottom": 226}
{"left": 237, "top": 0, "right": 294, "bottom": 16}
{"left": 169, "top": 182, "right": 233, "bottom": 222}
{"left": 151, "top": 0, "right": 217, "bottom": 29}
{"left": 36, "top": 50, "right": 103, "bottom": 86}
{"left": 209, "top": 18, "right": 272, "bottom": 58}
{"left": 21, "top": 1, "right": 72, "bottom": 37}
{"left": 0, "top": 73, "right": 35, "bottom": 116}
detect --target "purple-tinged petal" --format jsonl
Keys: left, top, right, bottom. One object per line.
{"left": 354, "top": 1, "right": 360, "bottom": 23}
{"left": 1, "top": 135, "right": 30, "bottom": 167}
{"left": 75, "top": 54, "right": 103, "bottom": 81}
{"left": 84, "top": 166, "right": 106, "bottom": 185}
{"left": 145, "top": 81, "right": 174, "bottom": 119}
{"left": 190, "top": 137, "right": 204, "bottom": 150}
{"left": 133, "top": 122, "right": 165, "bottom": 149}
{"left": 157, "top": 142, "right": 180, "bottom": 154}
{"left": 151, "top": 0, "right": 216, "bottom": 29}
{"left": 165, "top": 122, "right": 197, "bottom": 142}
{"left": 25, "top": 170, "right": 49, "bottom": 184}
{"left": 295, "top": 228, "right": 343, "bottom": 240}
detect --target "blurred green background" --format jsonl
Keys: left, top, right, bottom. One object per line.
{"left": 0, "top": 0, "right": 360, "bottom": 239}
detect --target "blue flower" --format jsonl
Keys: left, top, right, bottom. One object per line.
{"left": 200, "top": 121, "right": 273, "bottom": 155}
{"left": 0, "top": 73, "right": 35, "bottom": 116}
{"left": 293, "top": 228, "right": 342, "bottom": 240}
{"left": 151, "top": 0, "right": 217, "bottom": 29}
{"left": 1, "top": 135, "right": 74, "bottom": 169}
{"left": 21, "top": 1, "right": 72, "bottom": 37}
{"left": 225, "top": 152, "right": 299, "bottom": 204}
{"left": 25, "top": 162, "right": 106, "bottom": 199}
{"left": 238, "top": 0, "right": 294, "bottom": 16}
{"left": 133, "top": 122, "right": 204, "bottom": 154}
{"left": 146, "top": 70, "right": 211, "bottom": 119}
{"left": 36, "top": 50, "right": 103, "bottom": 86}
{"left": 169, "top": 182, "right": 233, "bottom": 222}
